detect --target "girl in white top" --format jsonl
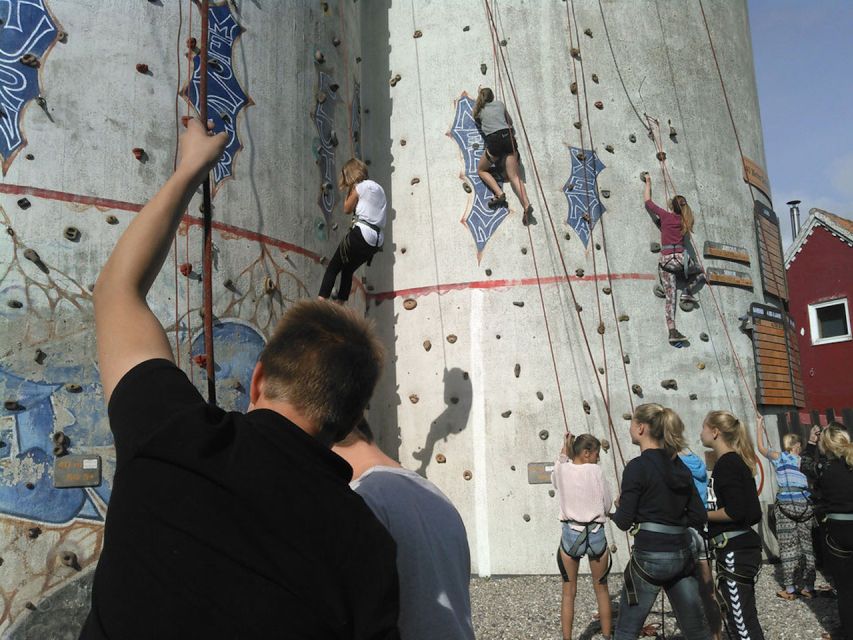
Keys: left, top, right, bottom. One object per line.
{"left": 552, "top": 432, "right": 614, "bottom": 640}
{"left": 318, "top": 158, "right": 387, "bottom": 302}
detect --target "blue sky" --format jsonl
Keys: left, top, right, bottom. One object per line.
{"left": 748, "top": 0, "right": 853, "bottom": 245}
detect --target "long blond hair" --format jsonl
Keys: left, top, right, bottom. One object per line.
{"left": 473, "top": 87, "right": 494, "bottom": 121}
{"left": 705, "top": 410, "right": 758, "bottom": 475}
{"left": 633, "top": 403, "right": 687, "bottom": 457}
{"left": 671, "top": 195, "right": 694, "bottom": 237}
{"left": 338, "top": 158, "right": 368, "bottom": 192}
{"left": 820, "top": 423, "right": 853, "bottom": 467}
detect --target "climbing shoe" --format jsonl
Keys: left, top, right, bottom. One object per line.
{"left": 522, "top": 205, "right": 534, "bottom": 226}
{"left": 488, "top": 193, "right": 507, "bottom": 209}
{"left": 653, "top": 284, "right": 666, "bottom": 299}
{"left": 668, "top": 329, "right": 687, "bottom": 344}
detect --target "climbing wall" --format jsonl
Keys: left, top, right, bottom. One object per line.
{"left": 359, "top": 0, "right": 780, "bottom": 576}
{"left": 0, "top": 1, "right": 363, "bottom": 634}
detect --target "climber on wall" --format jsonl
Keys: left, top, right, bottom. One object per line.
{"left": 642, "top": 173, "right": 702, "bottom": 345}
{"left": 318, "top": 158, "right": 386, "bottom": 303}
{"left": 472, "top": 87, "right": 534, "bottom": 225}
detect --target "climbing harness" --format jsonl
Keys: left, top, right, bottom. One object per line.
{"left": 622, "top": 522, "right": 690, "bottom": 606}
{"left": 710, "top": 529, "right": 752, "bottom": 550}
{"left": 629, "top": 522, "right": 688, "bottom": 537}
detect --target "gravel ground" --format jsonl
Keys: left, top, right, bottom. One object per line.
{"left": 470, "top": 565, "right": 840, "bottom": 639}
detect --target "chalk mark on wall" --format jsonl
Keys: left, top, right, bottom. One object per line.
{"left": 563, "top": 147, "right": 606, "bottom": 247}
{"left": 314, "top": 71, "right": 339, "bottom": 221}
{"left": 449, "top": 94, "right": 508, "bottom": 259}
{"left": 0, "top": 0, "right": 62, "bottom": 175}
{"left": 186, "top": 1, "right": 253, "bottom": 190}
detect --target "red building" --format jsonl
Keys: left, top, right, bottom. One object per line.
{"left": 785, "top": 208, "right": 853, "bottom": 413}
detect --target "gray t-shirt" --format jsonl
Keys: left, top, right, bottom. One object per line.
{"left": 352, "top": 467, "right": 475, "bottom": 640}
{"left": 477, "top": 100, "right": 509, "bottom": 136}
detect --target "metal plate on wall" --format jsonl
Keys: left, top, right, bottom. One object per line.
{"left": 54, "top": 455, "right": 102, "bottom": 488}
{"left": 527, "top": 462, "right": 554, "bottom": 484}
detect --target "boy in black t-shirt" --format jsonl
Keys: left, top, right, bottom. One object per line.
{"left": 84, "top": 119, "right": 400, "bottom": 639}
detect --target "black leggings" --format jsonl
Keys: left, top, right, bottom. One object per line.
{"left": 825, "top": 521, "right": 853, "bottom": 639}
{"left": 715, "top": 547, "right": 765, "bottom": 640}
{"left": 318, "top": 227, "right": 377, "bottom": 301}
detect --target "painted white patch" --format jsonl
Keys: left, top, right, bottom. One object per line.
{"left": 470, "top": 290, "right": 490, "bottom": 577}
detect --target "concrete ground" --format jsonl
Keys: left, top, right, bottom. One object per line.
{"left": 471, "top": 567, "right": 840, "bottom": 639}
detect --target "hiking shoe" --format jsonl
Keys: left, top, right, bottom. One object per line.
{"left": 488, "top": 193, "right": 507, "bottom": 209}
{"left": 668, "top": 329, "right": 687, "bottom": 344}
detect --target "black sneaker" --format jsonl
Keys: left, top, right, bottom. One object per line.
{"left": 522, "top": 205, "right": 534, "bottom": 225}
{"left": 488, "top": 193, "right": 507, "bottom": 209}
{"left": 668, "top": 329, "right": 687, "bottom": 344}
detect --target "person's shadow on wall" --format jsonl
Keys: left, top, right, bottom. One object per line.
{"left": 411, "top": 368, "right": 472, "bottom": 477}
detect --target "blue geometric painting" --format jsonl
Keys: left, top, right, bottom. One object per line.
{"left": 449, "top": 94, "right": 509, "bottom": 258}
{"left": 314, "top": 71, "right": 338, "bottom": 220}
{"left": 188, "top": 1, "right": 252, "bottom": 188}
{"left": 0, "top": 0, "right": 61, "bottom": 174}
{"left": 563, "top": 147, "right": 606, "bottom": 247}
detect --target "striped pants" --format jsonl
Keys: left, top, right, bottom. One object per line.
{"left": 775, "top": 501, "right": 815, "bottom": 589}
{"left": 716, "top": 548, "right": 765, "bottom": 640}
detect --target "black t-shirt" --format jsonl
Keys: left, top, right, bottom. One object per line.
{"left": 612, "top": 449, "right": 707, "bottom": 551}
{"left": 80, "top": 359, "right": 400, "bottom": 640}
{"left": 707, "top": 452, "right": 762, "bottom": 550}
{"left": 815, "top": 457, "right": 853, "bottom": 516}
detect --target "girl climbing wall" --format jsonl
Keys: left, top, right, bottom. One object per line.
{"left": 472, "top": 88, "right": 534, "bottom": 225}
{"left": 318, "top": 159, "right": 386, "bottom": 302}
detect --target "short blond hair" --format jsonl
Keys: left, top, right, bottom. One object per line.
{"left": 782, "top": 433, "right": 801, "bottom": 453}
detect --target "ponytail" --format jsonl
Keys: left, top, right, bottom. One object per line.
{"left": 671, "top": 195, "right": 695, "bottom": 237}
{"left": 473, "top": 87, "right": 494, "bottom": 121}
{"left": 705, "top": 410, "right": 758, "bottom": 475}
{"left": 633, "top": 403, "right": 687, "bottom": 457}
{"left": 820, "top": 424, "right": 853, "bottom": 467}
{"left": 569, "top": 433, "right": 601, "bottom": 458}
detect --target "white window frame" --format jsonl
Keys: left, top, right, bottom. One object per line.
{"left": 808, "top": 297, "right": 852, "bottom": 346}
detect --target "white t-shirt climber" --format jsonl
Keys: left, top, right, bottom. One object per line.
{"left": 354, "top": 179, "right": 387, "bottom": 248}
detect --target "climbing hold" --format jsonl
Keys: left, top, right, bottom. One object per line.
{"left": 480, "top": 63, "right": 487, "bottom": 75}
{"left": 4, "top": 400, "right": 24, "bottom": 411}
{"left": 523, "top": 514, "right": 531, "bottom": 522}
{"left": 512, "top": 301, "right": 524, "bottom": 307}
{"left": 575, "top": 303, "right": 583, "bottom": 312}
{"left": 623, "top": 354, "right": 630, "bottom": 364}
{"left": 179, "top": 262, "right": 192, "bottom": 277}
{"left": 462, "top": 182, "right": 472, "bottom": 193}
{"left": 697, "top": 362, "right": 706, "bottom": 370}
{"left": 187, "top": 37, "right": 197, "bottom": 51}
{"left": 564, "top": 233, "right": 572, "bottom": 242}
{"left": 52, "top": 432, "right": 69, "bottom": 446}
{"left": 314, "top": 50, "right": 325, "bottom": 64}
{"left": 263, "top": 277, "right": 277, "bottom": 294}
{"left": 594, "top": 100, "right": 604, "bottom": 110}
{"left": 436, "top": 453, "right": 446, "bottom": 464}
{"left": 499, "top": 39, "right": 507, "bottom": 47}
{"left": 605, "top": 144, "right": 614, "bottom": 153}
{"left": 403, "top": 298, "right": 417, "bottom": 310}
{"left": 400, "top": 247, "right": 406, "bottom": 254}
{"left": 539, "top": 430, "right": 549, "bottom": 440}
{"left": 463, "top": 25, "right": 470, "bottom": 32}
{"left": 53, "top": 442, "right": 66, "bottom": 457}
{"left": 548, "top": 489, "right": 555, "bottom": 497}
{"left": 689, "top": 393, "right": 698, "bottom": 400}
{"left": 413, "top": 30, "right": 423, "bottom": 38}
{"left": 591, "top": 73, "right": 599, "bottom": 84}
{"left": 576, "top": 151, "right": 585, "bottom": 161}
{"left": 501, "top": 410, "right": 512, "bottom": 418}
{"left": 514, "top": 364, "right": 521, "bottom": 378}
{"left": 669, "top": 122, "right": 677, "bottom": 139}
{"left": 650, "top": 241, "right": 661, "bottom": 253}
{"left": 17, "top": 198, "right": 31, "bottom": 210}
{"left": 36, "top": 95, "right": 46, "bottom": 108}
{"left": 600, "top": 439, "right": 611, "bottom": 453}
{"left": 193, "top": 354, "right": 208, "bottom": 368}
{"left": 20, "top": 53, "right": 40, "bottom": 68}
{"left": 700, "top": 332, "right": 709, "bottom": 342}
{"left": 573, "top": 121, "right": 582, "bottom": 130}
{"left": 65, "top": 383, "right": 82, "bottom": 393}
{"left": 446, "top": 334, "right": 457, "bottom": 344}
{"left": 629, "top": 134, "right": 637, "bottom": 143}
{"left": 27, "top": 527, "right": 41, "bottom": 539}
{"left": 135, "top": 63, "right": 149, "bottom": 74}
{"left": 639, "top": 171, "right": 649, "bottom": 183}
{"left": 450, "top": 397, "right": 459, "bottom": 405}
{"left": 409, "top": 394, "right": 419, "bottom": 404}
{"left": 601, "top": 189, "right": 610, "bottom": 198}
{"left": 132, "top": 147, "right": 145, "bottom": 161}
{"left": 570, "top": 82, "right": 577, "bottom": 95}
{"left": 536, "top": 391, "right": 544, "bottom": 401}
{"left": 597, "top": 322, "right": 605, "bottom": 335}
{"left": 656, "top": 151, "right": 667, "bottom": 161}
{"left": 661, "top": 379, "right": 678, "bottom": 390}
{"left": 61, "top": 551, "right": 80, "bottom": 570}
{"left": 496, "top": 334, "right": 501, "bottom": 340}
{"left": 57, "top": 31, "right": 68, "bottom": 43}
{"left": 584, "top": 27, "right": 593, "bottom": 37}
{"left": 399, "top": 138, "right": 407, "bottom": 146}
{"left": 25, "top": 153, "right": 34, "bottom": 160}
{"left": 575, "top": 268, "right": 584, "bottom": 277}
{"left": 223, "top": 279, "right": 235, "bottom": 290}
{"left": 34, "top": 349, "right": 46, "bottom": 365}
{"left": 623, "top": 412, "right": 632, "bottom": 420}
{"left": 389, "top": 74, "right": 401, "bottom": 87}
{"left": 570, "top": 47, "right": 581, "bottom": 59}
{"left": 332, "top": 36, "right": 341, "bottom": 47}
{"left": 631, "top": 384, "right": 643, "bottom": 397}
{"left": 62, "top": 226, "right": 80, "bottom": 242}
{"left": 595, "top": 243, "right": 602, "bottom": 250}
{"left": 485, "top": 269, "right": 492, "bottom": 276}
{"left": 23, "top": 248, "right": 46, "bottom": 271}
{"left": 583, "top": 400, "right": 591, "bottom": 414}
{"left": 610, "top": 543, "right": 618, "bottom": 553}
{"left": 463, "top": 470, "right": 472, "bottom": 480}
{"left": 24, "top": 602, "right": 37, "bottom": 611}
{"left": 105, "top": 215, "right": 119, "bottom": 225}
{"left": 355, "top": 56, "right": 362, "bottom": 63}
{"left": 7, "top": 300, "right": 22, "bottom": 309}
{"left": 521, "top": 247, "right": 527, "bottom": 255}
{"left": 598, "top": 367, "right": 604, "bottom": 374}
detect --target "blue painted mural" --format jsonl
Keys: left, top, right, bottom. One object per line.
{"left": 187, "top": 1, "right": 252, "bottom": 188}
{"left": 563, "top": 147, "right": 606, "bottom": 247}
{"left": 449, "top": 94, "right": 508, "bottom": 257}
{"left": 0, "top": 0, "right": 61, "bottom": 174}
{"left": 314, "top": 71, "right": 339, "bottom": 220}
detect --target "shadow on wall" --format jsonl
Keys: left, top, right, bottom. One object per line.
{"left": 412, "top": 368, "right": 473, "bottom": 477}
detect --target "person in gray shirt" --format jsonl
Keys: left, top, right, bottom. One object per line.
{"left": 472, "top": 87, "right": 534, "bottom": 225}
{"left": 333, "top": 420, "right": 475, "bottom": 640}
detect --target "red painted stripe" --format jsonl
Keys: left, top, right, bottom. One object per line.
{"left": 370, "top": 272, "right": 655, "bottom": 301}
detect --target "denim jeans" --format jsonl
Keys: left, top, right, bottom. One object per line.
{"left": 615, "top": 548, "right": 711, "bottom": 640}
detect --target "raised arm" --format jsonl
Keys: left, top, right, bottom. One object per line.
{"left": 94, "top": 119, "right": 227, "bottom": 402}
{"left": 643, "top": 172, "right": 652, "bottom": 203}
{"left": 343, "top": 185, "right": 359, "bottom": 215}
{"left": 756, "top": 415, "right": 779, "bottom": 460}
